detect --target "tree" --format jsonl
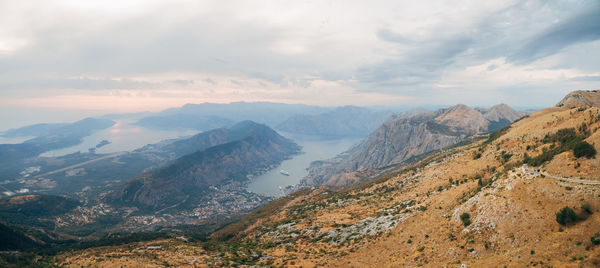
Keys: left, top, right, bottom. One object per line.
{"left": 460, "top": 213, "right": 471, "bottom": 227}
{"left": 555, "top": 207, "right": 577, "bottom": 225}
{"left": 573, "top": 141, "right": 596, "bottom": 159}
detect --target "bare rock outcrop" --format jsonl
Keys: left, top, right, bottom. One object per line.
{"left": 556, "top": 90, "right": 600, "bottom": 108}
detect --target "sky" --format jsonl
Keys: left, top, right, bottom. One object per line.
{"left": 0, "top": 0, "right": 599, "bottom": 120}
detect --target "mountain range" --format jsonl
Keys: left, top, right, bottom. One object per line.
{"left": 276, "top": 106, "right": 393, "bottom": 137}
{"left": 303, "top": 103, "right": 527, "bottom": 186}
{"left": 132, "top": 101, "right": 397, "bottom": 137}
{"left": 107, "top": 121, "right": 300, "bottom": 210}
{"left": 0, "top": 118, "right": 116, "bottom": 177}
{"left": 4, "top": 91, "right": 600, "bottom": 267}
{"left": 133, "top": 102, "right": 330, "bottom": 130}
{"left": 52, "top": 90, "right": 600, "bottom": 267}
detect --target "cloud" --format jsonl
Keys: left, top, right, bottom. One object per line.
{"left": 509, "top": 4, "right": 600, "bottom": 63}
{"left": 0, "top": 0, "right": 598, "bottom": 110}
{"left": 357, "top": 34, "right": 473, "bottom": 88}
{"left": 375, "top": 29, "right": 414, "bottom": 44}
{"left": 0, "top": 77, "right": 155, "bottom": 90}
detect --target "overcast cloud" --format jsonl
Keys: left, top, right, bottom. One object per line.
{"left": 0, "top": 0, "right": 599, "bottom": 112}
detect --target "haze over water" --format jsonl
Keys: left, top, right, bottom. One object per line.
{"left": 39, "top": 119, "right": 198, "bottom": 157}
{"left": 247, "top": 133, "right": 361, "bottom": 196}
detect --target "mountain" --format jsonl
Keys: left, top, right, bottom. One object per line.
{"left": 1, "top": 123, "right": 69, "bottom": 138}
{"left": 135, "top": 114, "right": 234, "bottom": 131}
{"left": 22, "top": 118, "right": 116, "bottom": 147}
{"left": 0, "top": 121, "right": 288, "bottom": 202}
{"left": 303, "top": 104, "right": 525, "bottom": 186}
{"left": 0, "top": 118, "right": 116, "bottom": 171}
{"left": 57, "top": 90, "right": 600, "bottom": 267}
{"left": 557, "top": 89, "right": 600, "bottom": 108}
{"left": 432, "top": 104, "right": 489, "bottom": 134}
{"left": 106, "top": 121, "right": 300, "bottom": 210}
{"left": 1, "top": 118, "right": 115, "bottom": 139}
{"left": 134, "top": 102, "right": 330, "bottom": 129}
{"left": 276, "top": 106, "right": 392, "bottom": 137}
{"left": 478, "top": 103, "right": 528, "bottom": 131}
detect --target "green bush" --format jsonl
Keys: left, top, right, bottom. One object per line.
{"left": 543, "top": 128, "right": 577, "bottom": 144}
{"left": 591, "top": 233, "right": 600, "bottom": 246}
{"left": 555, "top": 207, "right": 577, "bottom": 225}
{"left": 524, "top": 150, "right": 556, "bottom": 166}
{"left": 525, "top": 128, "right": 594, "bottom": 166}
{"left": 460, "top": 213, "right": 471, "bottom": 227}
{"left": 573, "top": 141, "right": 596, "bottom": 159}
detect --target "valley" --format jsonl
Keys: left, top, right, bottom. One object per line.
{"left": 247, "top": 134, "right": 361, "bottom": 196}
{"left": 51, "top": 90, "right": 600, "bottom": 267}
{"left": 1, "top": 92, "right": 599, "bottom": 267}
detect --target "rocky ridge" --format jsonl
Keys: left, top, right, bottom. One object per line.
{"left": 303, "top": 103, "right": 525, "bottom": 186}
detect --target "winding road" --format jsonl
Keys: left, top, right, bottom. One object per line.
{"left": 522, "top": 164, "right": 600, "bottom": 185}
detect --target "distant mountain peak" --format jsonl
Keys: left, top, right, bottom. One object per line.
{"left": 447, "top": 103, "right": 470, "bottom": 110}
{"left": 484, "top": 103, "right": 524, "bottom": 123}
{"left": 231, "top": 120, "right": 265, "bottom": 129}
{"left": 434, "top": 104, "right": 487, "bottom": 134}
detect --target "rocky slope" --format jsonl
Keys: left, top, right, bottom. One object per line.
{"left": 106, "top": 121, "right": 300, "bottom": 210}
{"left": 557, "top": 89, "right": 600, "bottom": 108}
{"left": 276, "top": 106, "right": 392, "bottom": 137}
{"left": 304, "top": 104, "right": 524, "bottom": 186}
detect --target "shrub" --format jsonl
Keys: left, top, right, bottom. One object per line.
{"left": 460, "top": 213, "right": 471, "bottom": 227}
{"left": 543, "top": 128, "right": 577, "bottom": 144}
{"left": 448, "top": 233, "right": 456, "bottom": 241}
{"left": 525, "top": 128, "right": 592, "bottom": 166}
{"left": 556, "top": 207, "right": 577, "bottom": 225}
{"left": 592, "top": 233, "right": 600, "bottom": 246}
{"left": 524, "top": 149, "right": 556, "bottom": 166}
{"left": 573, "top": 141, "right": 596, "bottom": 159}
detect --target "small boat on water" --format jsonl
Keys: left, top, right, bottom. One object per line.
{"left": 280, "top": 170, "right": 290, "bottom": 176}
